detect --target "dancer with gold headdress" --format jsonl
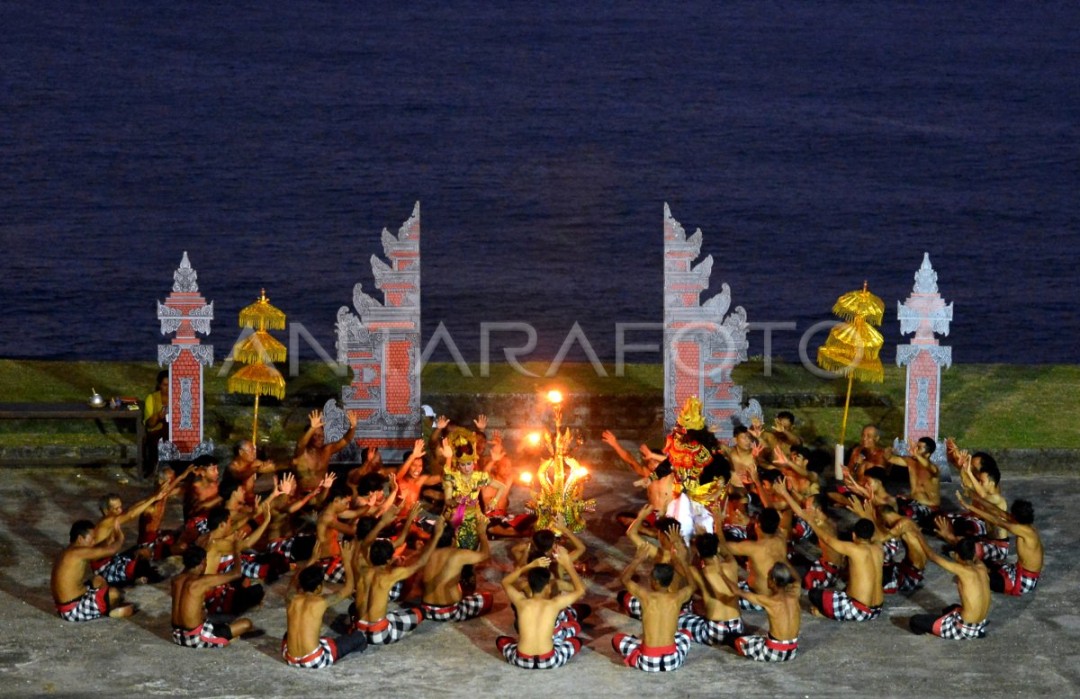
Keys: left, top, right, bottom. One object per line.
{"left": 662, "top": 397, "right": 731, "bottom": 542}
{"left": 440, "top": 427, "right": 505, "bottom": 550}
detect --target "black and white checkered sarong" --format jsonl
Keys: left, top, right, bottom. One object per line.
{"left": 172, "top": 622, "right": 230, "bottom": 649}
{"left": 882, "top": 538, "right": 903, "bottom": 564}
{"left": 723, "top": 524, "right": 748, "bottom": 541}
{"left": 421, "top": 593, "right": 492, "bottom": 622}
{"left": 217, "top": 552, "right": 269, "bottom": 580}
{"left": 56, "top": 585, "right": 109, "bottom": 622}
{"left": 734, "top": 634, "right": 798, "bottom": 662}
{"left": 976, "top": 538, "right": 1009, "bottom": 564}
{"left": 789, "top": 516, "right": 814, "bottom": 542}
{"left": 613, "top": 630, "right": 692, "bottom": 672}
{"left": 355, "top": 608, "right": 423, "bottom": 644}
{"left": 994, "top": 563, "right": 1040, "bottom": 596}
{"left": 317, "top": 556, "right": 346, "bottom": 584}
{"left": 933, "top": 610, "right": 988, "bottom": 640}
{"left": 737, "top": 580, "right": 764, "bottom": 612}
{"left": 897, "top": 560, "right": 925, "bottom": 592}
{"left": 496, "top": 635, "right": 581, "bottom": 669}
{"left": 90, "top": 552, "right": 137, "bottom": 584}
{"left": 677, "top": 611, "right": 744, "bottom": 645}
{"left": 281, "top": 637, "right": 337, "bottom": 668}
{"left": 803, "top": 557, "right": 840, "bottom": 590}
{"left": 897, "top": 496, "right": 934, "bottom": 525}
{"left": 811, "top": 589, "right": 881, "bottom": 622}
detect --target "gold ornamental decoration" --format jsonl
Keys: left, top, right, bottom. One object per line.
{"left": 227, "top": 289, "right": 287, "bottom": 442}
{"left": 817, "top": 281, "right": 885, "bottom": 467}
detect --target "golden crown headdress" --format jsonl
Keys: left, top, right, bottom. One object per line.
{"left": 449, "top": 429, "right": 478, "bottom": 466}
{"left": 677, "top": 396, "right": 705, "bottom": 431}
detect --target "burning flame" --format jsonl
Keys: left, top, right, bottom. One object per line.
{"left": 527, "top": 432, "right": 542, "bottom": 446}
{"left": 520, "top": 471, "right": 533, "bottom": 484}
{"left": 546, "top": 389, "right": 563, "bottom": 404}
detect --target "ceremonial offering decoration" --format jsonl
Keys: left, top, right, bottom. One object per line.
{"left": 227, "top": 289, "right": 286, "bottom": 443}
{"left": 817, "top": 281, "right": 885, "bottom": 477}
{"left": 524, "top": 390, "right": 595, "bottom": 533}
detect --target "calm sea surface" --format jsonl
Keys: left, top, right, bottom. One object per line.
{"left": 1, "top": 2, "right": 1078, "bottom": 364}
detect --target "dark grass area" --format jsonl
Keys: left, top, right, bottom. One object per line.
{"left": 0, "top": 359, "right": 1075, "bottom": 449}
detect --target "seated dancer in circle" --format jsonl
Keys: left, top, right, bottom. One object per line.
{"left": 497, "top": 545, "right": 586, "bottom": 670}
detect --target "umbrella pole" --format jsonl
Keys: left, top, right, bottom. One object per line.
{"left": 834, "top": 373, "right": 855, "bottom": 480}
{"left": 840, "top": 373, "right": 854, "bottom": 445}
{"left": 252, "top": 393, "right": 260, "bottom": 444}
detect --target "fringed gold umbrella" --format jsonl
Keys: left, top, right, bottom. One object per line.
{"left": 832, "top": 285, "right": 886, "bottom": 326}
{"left": 817, "top": 281, "right": 885, "bottom": 478}
{"left": 227, "top": 289, "right": 287, "bottom": 442}
{"left": 239, "top": 289, "right": 286, "bottom": 331}
{"left": 231, "top": 331, "right": 287, "bottom": 365}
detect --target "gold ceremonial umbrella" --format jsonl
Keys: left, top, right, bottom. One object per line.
{"left": 817, "top": 282, "right": 885, "bottom": 473}
{"left": 238, "top": 289, "right": 286, "bottom": 331}
{"left": 231, "top": 331, "right": 287, "bottom": 365}
{"left": 227, "top": 362, "right": 285, "bottom": 399}
{"left": 227, "top": 289, "right": 287, "bottom": 442}
{"left": 832, "top": 285, "right": 885, "bottom": 326}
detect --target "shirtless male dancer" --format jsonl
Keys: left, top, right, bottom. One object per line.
{"left": 960, "top": 494, "right": 1044, "bottom": 597}
{"left": 171, "top": 543, "right": 254, "bottom": 648}
{"left": 721, "top": 562, "right": 802, "bottom": 662}
{"left": 848, "top": 425, "right": 891, "bottom": 478}
{"left": 725, "top": 508, "right": 788, "bottom": 611}
{"left": 676, "top": 532, "right": 744, "bottom": 645}
{"left": 497, "top": 545, "right": 586, "bottom": 670}
{"left": 293, "top": 409, "right": 357, "bottom": 493}
{"left": 602, "top": 430, "right": 674, "bottom": 530}
{"left": 91, "top": 476, "right": 179, "bottom": 584}
{"left": 887, "top": 437, "right": 941, "bottom": 525}
{"left": 282, "top": 540, "right": 367, "bottom": 668}
{"left": 910, "top": 535, "right": 990, "bottom": 640}
{"left": 776, "top": 482, "right": 885, "bottom": 622}
{"left": 613, "top": 543, "right": 695, "bottom": 672}
{"left": 52, "top": 520, "right": 134, "bottom": 621}
{"left": 421, "top": 513, "right": 494, "bottom": 621}
{"left": 352, "top": 517, "right": 446, "bottom": 644}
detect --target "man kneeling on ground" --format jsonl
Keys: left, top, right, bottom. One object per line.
{"left": 497, "top": 545, "right": 586, "bottom": 669}
{"left": 283, "top": 540, "right": 367, "bottom": 668}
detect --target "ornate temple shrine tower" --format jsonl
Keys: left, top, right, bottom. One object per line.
{"left": 896, "top": 253, "right": 953, "bottom": 466}
{"left": 335, "top": 203, "right": 422, "bottom": 460}
{"left": 156, "top": 252, "right": 215, "bottom": 461}
{"left": 663, "top": 205, "right": 749, "bottom": 439}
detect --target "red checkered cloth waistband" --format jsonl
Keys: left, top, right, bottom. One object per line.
{"left": 354, "top": 618, "right": 390, "bottom": 633}
{"left": 513, "top": 646, "right": 557, "bottom": 662}
{"left": 56, "top": 597, "right": 81, "bottom": 614}
{"left": 638, "top": 642, "right": 678, "bottom": 658}
{"left": 280, "top": 637, "right": 328, "bottom": 665}
{"left": 421, "top": 601, "right": 458, "bottom": 615}
{"left": 765, "top": 635, "right": 799, "bottom": 651}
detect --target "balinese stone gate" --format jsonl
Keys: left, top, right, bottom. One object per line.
{"left": 895, "top": 252, "right": 952, "bottom": 470}
{"left": 335, "top": 203, "right": 422, "bottom": 460}
{"left": 663, "top": 204, "right": 749, "bottom": 439}
{"left": 156, "top": 252, "right": 215, "bottom": 460}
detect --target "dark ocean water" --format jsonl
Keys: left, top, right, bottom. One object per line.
{"left": 1, "top": 2, "right": 1078, "bottom": 365}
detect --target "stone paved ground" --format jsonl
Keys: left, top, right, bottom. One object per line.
{"left": 0, "top": 463, "right": 1077, "bottom": 698}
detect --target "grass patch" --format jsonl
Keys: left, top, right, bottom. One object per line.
{"left": 0, "top": 359, "right": 1075, "bottom": 450}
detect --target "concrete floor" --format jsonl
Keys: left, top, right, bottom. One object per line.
{"left": 0, "top": 463, "right": 1077, "bottom": 698}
